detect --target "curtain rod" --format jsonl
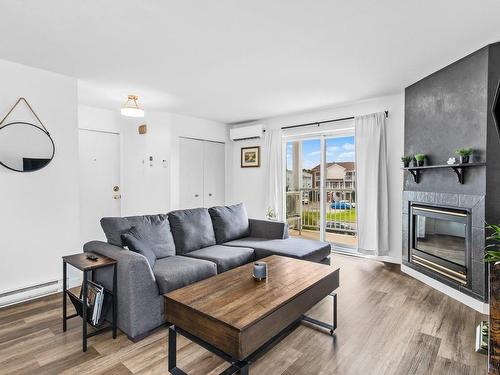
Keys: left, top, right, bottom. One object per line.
{"left": 280, "top": 110, "right": 388, "bottom": 130}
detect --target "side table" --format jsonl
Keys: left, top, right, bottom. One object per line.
{"left": 62, "top": 252, "right": 117, "bottom": 352}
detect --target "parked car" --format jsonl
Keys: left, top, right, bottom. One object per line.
{"left": 331, "top": 200, "right": 352, "bottom": 209}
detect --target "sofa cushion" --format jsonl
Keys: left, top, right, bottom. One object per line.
{"left": 208, "top": 203, "right": 250, "bottom": 244}
{"left": 153, "top": 256, "right": 217, "bottom": 294}
{"left": 101, "top": 215, "right": 176, "bottom": 258}
{"left": 168, "top": 208, "right": 216, "bottom": 254}
{"left": 121, "top": 227, "right": 157, "bottom": 268}
{"left": 224, "top": 237, "right": 331, "bottom": 263}
{"left": 185, "top": 245, "right": 255, "bottom": 273}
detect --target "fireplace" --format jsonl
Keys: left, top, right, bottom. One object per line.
{"left": 409, "top": 204, "right": 470, "bottom": 287}
{"left": 402, "top": 191, "right": 486, "bottom": 302}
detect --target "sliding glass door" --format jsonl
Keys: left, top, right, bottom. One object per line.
{"left": 285, "top": 131, "right": 358, "bottom": 250}
{"left": 323, "top": 135, "right": 357, "bottom": 248}
{"left": 286, "top": 138, "right": 321, "bottom": 241}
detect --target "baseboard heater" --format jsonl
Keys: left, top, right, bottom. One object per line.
{"left": 0, "top": 280, "right": 60, "bottom": 308}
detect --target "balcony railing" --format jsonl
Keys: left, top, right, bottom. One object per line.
{"left": 286, "top": 188, "right": 357, "bottom": 237}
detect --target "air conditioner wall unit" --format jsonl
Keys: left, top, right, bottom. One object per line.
{"left": 230, "top": 124, "right": 264, "bottom": 141}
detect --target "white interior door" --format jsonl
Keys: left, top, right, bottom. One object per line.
{"left": 179, "top": 137, "right": 204, "bottom": 208}
{"left": 203, "top": 141, "right": 225, "bottom": 207}
{"left": 79, "top": 130, "right": 121, "bottom": 244}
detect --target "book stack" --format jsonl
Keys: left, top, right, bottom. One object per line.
{"left": 81, "top": 281, "right": 105, "bottom": 326}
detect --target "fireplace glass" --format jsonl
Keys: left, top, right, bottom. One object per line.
{"left": 413, "top": 207, "right": 467, "bottom": 267}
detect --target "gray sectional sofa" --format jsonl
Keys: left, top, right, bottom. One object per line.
{"left": 83, "top": 203, "right": 331, "bottom": 341}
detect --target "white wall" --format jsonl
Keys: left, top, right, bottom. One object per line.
{"left": 120, "top": 112, "right": 228, "bottom": 216}
{"left": 121, "top": 112, "right": 172, "bottom": 215}
{"left": 78, "top": 105, "right": 121, "bottom": 134}
{"left": 228, "top": 94, "right": 404, "bottom": 262}
{"left": 0, "top": 59, "right": 79, "bottom": 294}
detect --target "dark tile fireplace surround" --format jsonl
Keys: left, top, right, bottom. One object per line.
{"left": 402, "top": 192, "right": 485, "bottom": 300}
{"left": 403, "top": 42, "right": 500, "bottom": 303}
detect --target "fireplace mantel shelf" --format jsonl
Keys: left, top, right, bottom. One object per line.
{"left": 402, "top": 162, "right": 486, "bottom": 184}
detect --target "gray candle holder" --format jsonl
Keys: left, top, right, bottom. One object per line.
{"left": 252, "top": 262, "right": 268, "bottom": 281}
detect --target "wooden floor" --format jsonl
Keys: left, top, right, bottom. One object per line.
{"left": 0, "top": 254, "right": 487, "bottom": 374}
{"left": 289, "top": 229, "right": 358, "bottom": 248}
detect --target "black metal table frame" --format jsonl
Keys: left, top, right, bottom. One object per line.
{"left": 168, "top": 292, "right": 337, "bottom": 375}
{"left": 62, "top": 261, "right": 117, "bottom": 352}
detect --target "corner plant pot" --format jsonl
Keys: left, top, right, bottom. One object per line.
{"left": 403, "top": 161, "right": 410, "bottom": 168}
{"left": 460, "top": 155, "right": 470, "bottom": 164}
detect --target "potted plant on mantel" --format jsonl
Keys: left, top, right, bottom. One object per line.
{"left": 401, "top": 155, "right": 413, "bottom": 168}
{"left": 485, "top": 224, "right": 500, "bottom": 373}
{"left": 414, "top": 153, "right": 426, "bottom": 167}
{"left": 456, "top": 148, "right": 473, "bottom": 164}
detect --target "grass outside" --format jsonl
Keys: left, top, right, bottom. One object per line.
{"left": 300, "top": 208, "right": 357, "bottom": 227}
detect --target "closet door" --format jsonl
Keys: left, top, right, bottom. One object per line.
{"left": 179, "top": 138, "right": 204, "bottom": 208}
{"left": 203, "top": 141, "right": 225, "bottom": 207}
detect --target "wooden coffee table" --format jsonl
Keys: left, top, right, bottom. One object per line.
{"left": 164, "top": 255, "right": 339, "bottom": 374}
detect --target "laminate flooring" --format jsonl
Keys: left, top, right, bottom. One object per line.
{"left": 0, "top": 254, "right": 487, "bottom": 374}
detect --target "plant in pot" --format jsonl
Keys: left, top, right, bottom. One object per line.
{"left": 401, "top": 155, "right": 413, "bottom": 168}
{"left": 414, "top": 154, "right": 426, "bottom": 167}
{"left": 456, "top": 148, "right": 473, "bottom": 164}
{"left": 266, "top": 207, "right": 277, "bottom": 221}
{"left": 486, "top": 223, "right": 500, "bottom": 368}
{"left": 485, "top": 224, "right": 500, "bottom": 265}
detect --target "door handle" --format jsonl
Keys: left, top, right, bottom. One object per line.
{"left": 195, "top": 194, "right": 199, "bottom": 198}
{"left": 208, "top": 193, "right": 212, "bottom": 197}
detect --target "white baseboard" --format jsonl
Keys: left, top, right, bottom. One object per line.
{"left": 0, "top": 276, "right": 81, "bottom": 308}
{"left": 401, "top": 264, "right": 489, "bottom": 314}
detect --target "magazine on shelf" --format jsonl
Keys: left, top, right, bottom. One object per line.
{"left": 80, "top": 280, "right": 105, "bottom": 326}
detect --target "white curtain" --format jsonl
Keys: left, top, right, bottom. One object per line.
{"left": 264, "top": 129, "right": 284, "bottom": 220}
{"left": 355, "top": 112, "right": 389, "bottom": 256}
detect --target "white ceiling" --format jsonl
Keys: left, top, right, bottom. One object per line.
{"left": 1, "top": 1, "right": 500, "bottom": 123}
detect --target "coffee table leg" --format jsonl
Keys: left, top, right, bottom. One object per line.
{"left": 168, "top": 326, "right": 189, "bottom": 375}
{"left": 238, "top": 362, "right": 249, "bottom": 375}
{"left": 302, "top": 291, "right": 337, "bottom": 336}
{"left": 168, "top": 326, "right": 177, "bottom": 372}
{"left": 332, "top": 292, "right": 337, "bottom": 333}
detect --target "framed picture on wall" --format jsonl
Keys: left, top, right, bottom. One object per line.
{"left": 241, "top": 146, "right": 260, "bottom": 168}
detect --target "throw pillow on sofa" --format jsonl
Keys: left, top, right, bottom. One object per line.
{"left": 121, "top": 226, "right": 157, "bottom": 268}
{"left": 168, "top": 208, "right": 216, "bottom": 254}
{"left": 208, "top": 203, "right": 250, "bottom": 244}
{"left": 101, "top": 214, "right": 176, "bottom": 258}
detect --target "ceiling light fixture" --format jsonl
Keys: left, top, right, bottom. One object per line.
{"left": 121, "top": 94, "right": 144, "bottom": 117}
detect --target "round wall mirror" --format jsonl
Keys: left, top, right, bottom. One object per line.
{"left": 0, "top": 122, "right": 55, "bottom": 172}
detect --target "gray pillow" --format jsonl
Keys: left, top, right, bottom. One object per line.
{"left": 168, "top": 208, "right": 216, "bottom": 254}
{"left": 209, "top": 203, "right": 250, "bottom": 244}
{"left": 121, "top": 227, "right": 156, "bottom": 268}
{"left": 100, "top": 214, "right": 175, "bottom": 258}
